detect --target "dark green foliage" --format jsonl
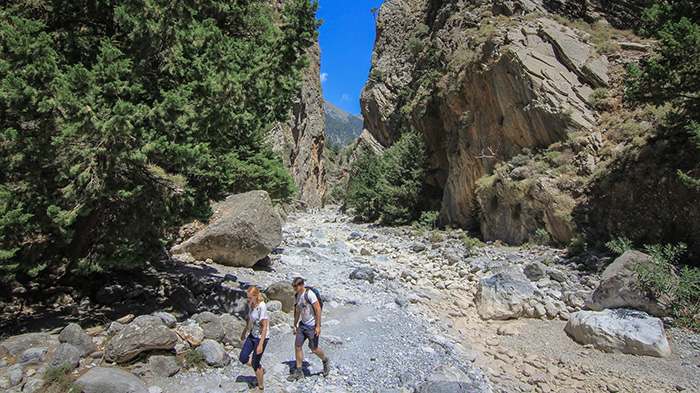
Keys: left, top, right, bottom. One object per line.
{"left": 0, "top": 0, "right": 319, "bottom": 278}
{"left": 634, "top": 243, "right": 700, "bottom": 330}
{"left": 625, "top": 0, "right": 700, "bottom": 189}
{"left": 346, "top": 131, "right": 428, "bottom": 225}
{"left": 346, "top": 151, "right": 383, "bottom": 221}
{"left": 377, "top": 131, "right": 428, "bottom": 225}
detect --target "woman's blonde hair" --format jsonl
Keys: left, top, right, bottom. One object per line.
{"left": 247, "top": 286, "right": 265, "bottom": 304}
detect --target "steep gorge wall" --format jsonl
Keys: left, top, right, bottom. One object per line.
{"left": 267, "top": 1, "right": 327, "bottom": 208}
{"left": 360, "top": 0, "right": 603, "bottom": 227}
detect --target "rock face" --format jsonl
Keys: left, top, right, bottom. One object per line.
{"left": 565, "top": 309, "right": 671, "bottom": 357}
{"left": 586, "top": 251, "right": 667, "bottom": 317}
{"left": 178, "top": 190, "right": 282, "bottom": 267}
{"left": 360, "top": 0, "right": 604, "bottom": 228}
{"left": 268, "top": 36, "right": 327, "bottom": 208}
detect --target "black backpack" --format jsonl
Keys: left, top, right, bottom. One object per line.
{"left": 297, "top": 286, "right": 323, "bottom": 316}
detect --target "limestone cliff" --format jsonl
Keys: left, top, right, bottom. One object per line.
{"left": 268, "top": 39, "right": 327, "bottom": 209}
{"left": 358, "top": 0, "right": 694, "bottom": 249}
{"left": 361, "top": 0, "right": 605, "bottom": 225}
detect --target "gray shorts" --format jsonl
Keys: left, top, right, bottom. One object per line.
{"left": 295, "top": 323, "right": 319, "bottom": 350}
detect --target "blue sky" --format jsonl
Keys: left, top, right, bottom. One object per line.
{"left": 316, "top": 0, "right": 386, "bottom": 115}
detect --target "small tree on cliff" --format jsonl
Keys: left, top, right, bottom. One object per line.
{"left": 346, "top": 131, "right": 428, "bottom": 225}
{"left": 625, "top": 0, "right": 700, "bottom": 189}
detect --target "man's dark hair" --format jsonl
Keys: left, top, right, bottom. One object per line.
{"left": 292, "top": 277, "right": 305, "bottom": 287}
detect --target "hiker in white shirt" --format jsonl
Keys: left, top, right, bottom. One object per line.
{"left": 239, "top": 286, "right": 269, "bottom": 391}
{"left": 287, "top": 277, "right": 330, "bottom": 381}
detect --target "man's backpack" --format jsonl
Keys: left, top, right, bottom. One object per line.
{"left": 297, "top": 286, "right": 323, "bottom": 317}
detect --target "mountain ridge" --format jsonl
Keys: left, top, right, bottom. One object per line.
{"left": 324, "top": 99, "right": 363, "bottom": 147}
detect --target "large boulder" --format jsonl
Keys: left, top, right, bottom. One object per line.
{"left": 176, "top": 190, "right": 282, "bottom": 267}
{"left": 565, "top": 309, "right": 671, "bottom": 357}
{"left": 264, "top": 281, "right": 296, "bottom": 313}
{"left": 58, "top": 323, "right": 96, "bottom": 357}
{"left": 74, "top": 367, "right": 148, "bottom": 393}
{"left": 476, "top": 268, "right": 536, "bottom": 320}
{"left": 105, "top": 323, "right": 178, "bottom": 363}
{"left": 586, "top": 251, "right": 667, "bottom": 316}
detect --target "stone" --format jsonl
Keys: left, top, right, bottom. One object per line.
{"left": 59, "top": 323, "right": 97, "bottom": 356}
{"left": 47, "top": 343, "right": 81, "bottom": 373}
{"left": 220, "top": 314, "right": 247, "bottom": 348}
{"left": 523, "top": 261, "right": 548, "bottom": 281}
{"left": 105, "top": 323, "right": 178, "bottom": 363}
{"left": 564, "top": 309, "right": 671, "bottom": 357}
{"left": 177, "top": 325, "right": 205, "bottom": 347}
{"left": 476, "top": 268, "right": 536, "bottom": 320}
{"left": 264, "top": 281, "right": 296, "bottom": 313}
{"left": 586, "top": 251, "right": 667, "bottom": 316}
{"left": 178, "top": 190, "right": 282, "bottom": 267}
{"left": 170, "top": 286, "right": 198, "bottom": 315}
{"left": 195, "top": 339, "right": 231, "bottom": 367}
{"left": 74, "top": 367, "right": 148, "bottom": 393}
{"left": 350, "top": 267, "right": 375, "bottom": 283}
{"left": 416, "top": 365, "right": 493, "bottom": 393}
{"left": 194, "top": 312, "right": 225, "bottom": 342}
{"left": 152, "top": 312, "right": 177, "bottom": 328}
{"left": 148, "top": 354, "right": 181, "bottom": 377}
{"left": 18, "top": 347, "right": 47, "bottom": 366}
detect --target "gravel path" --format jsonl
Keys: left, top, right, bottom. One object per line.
{"left": 144, "top": 206, "right": 700, "bottom": 393}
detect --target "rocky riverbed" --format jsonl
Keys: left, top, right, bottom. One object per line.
{"left": 2, "top": 206, "right": 699, "bottom": 392}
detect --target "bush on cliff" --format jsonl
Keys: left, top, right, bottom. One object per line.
{"left": 347, "top": 131, "right": 428, "bottom": 225}
{"left": 0, "top": 0, "right": 320, "bottom": 279}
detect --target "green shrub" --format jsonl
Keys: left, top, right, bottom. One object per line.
{"left": 408, "top": 37, "right": 424, "bottom": 55}
{"left": 533, "top": 228, "right": 551, "bottom": 246}
{"left": 429, "top": 232, "right": 444, "bottom": 243}
{"left": 369, "top": 68, "right": 386, "bottom": 83}
{"left": 634, "top": 243, "right": 700, "bottom": 330}
{"left": 605, "top": 236, "right": 633, "bottom": 255}
{"left": 589, "top": 88, "right": 611, "bottom": 111}
{"left": 567, "top": 238, "right": 587, "bottom": 255}
{"left": 462, "top": 234, "right": 483, "bottom": 252}
{"left": 184, "top": 350, "right": 207, "bottom": 370}
{"left": 415, "top": 211, "right": 440, "bottom": 230}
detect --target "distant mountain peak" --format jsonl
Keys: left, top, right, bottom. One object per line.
{"left": 324, "top": 99, "right": 363, "bottom": 147}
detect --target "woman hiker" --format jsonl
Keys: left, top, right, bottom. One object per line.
{"left": 239, "top": 286, "right": 270, "bottom": 390}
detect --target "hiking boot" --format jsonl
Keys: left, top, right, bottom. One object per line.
{"left": 286, "top": 368, "right": 303, "bottom": 382}
{"left": 322, "top": 357, "right": 330, "bottom": 377}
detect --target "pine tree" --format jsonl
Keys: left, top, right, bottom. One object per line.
{"left": 625, "top": 0, "right": 700, "bottom": 189}
{"left": 0, "top": 0, "right": 320, "bottom": 278}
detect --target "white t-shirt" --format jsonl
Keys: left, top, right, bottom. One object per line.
{"left": 296, "top": 289, "right": 318, "bottom": 327}
{"left": 249, "top": 301, "right": 270, "bottom": 339}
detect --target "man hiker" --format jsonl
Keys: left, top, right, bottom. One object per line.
{"left": 287, "top": 277, "right": 330, "bottom": 381}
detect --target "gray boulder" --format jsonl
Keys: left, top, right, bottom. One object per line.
{"left": 177, "top": 190, "right": 282, "bottom": 267}
{"left": 47, "top": 343, "right": 81, "bottom": 373}
{"left": 350, "top": 267, "right": 375, "bottom": 283}
{"left": 105, "top": 323, "right": 178, "bottom": 363}
{"left": 264, "top": 281, "right": 296, "bottom": 313}
{"left": 586, "top": 251, "right": 667, "bottom": 316}
{"left": 18, "top": 347, "right": 47, "bottom": 366}
{"left": 523, "top": 261, "right": 547, "bottom": 281}
{"left": 476, "top": 268, "right": 536, "bottom": 320}
{"left": 74, "top": 367, "right": 148, "bottom": 393}
{"left": 565, "top": 309, "right": 671, "bottom": 357}
{"left": 148, "top": 354, "right": 181, "bottom": 377}
{"left": 194, "top": 312, "right": 225, "bottom": 342}
{"left": 220, "top": 314, "right": 247, "bottom": 348}
{"left": 59, "top": 323, "right": 97, "bottom": 356}
{"left": 195, "top": 339, "right": 231, "bottom": 367}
